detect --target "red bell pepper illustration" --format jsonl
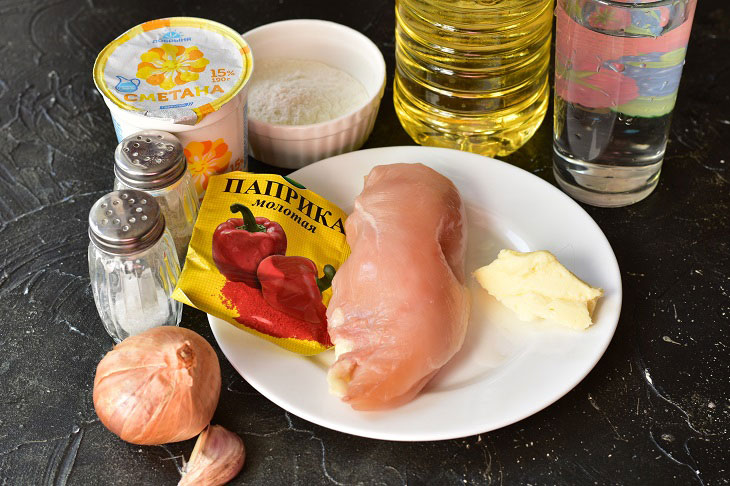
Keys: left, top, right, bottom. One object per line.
{"left": 257, "top": 255, "right": 336, "bottom": 324}
{"left": 212, "top": 203, "right": 287, "bottom": 287}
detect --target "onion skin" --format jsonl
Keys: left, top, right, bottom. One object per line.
{"left": 179, "top": 425, "right": 245, "bottom": 486}
{"left": 93, "top": 327, "right": 221, "bottom": 445}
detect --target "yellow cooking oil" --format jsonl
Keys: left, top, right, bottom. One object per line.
{"left": 394, "top": 0, "right": 553, "bottom": 156}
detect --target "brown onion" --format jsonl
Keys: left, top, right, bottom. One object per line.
{"left": 179, "top": 425, "right": 245, "bottom": 486}
{"left": 93, "top": 326, "right": 221, "bottom": 445}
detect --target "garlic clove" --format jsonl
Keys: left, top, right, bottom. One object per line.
{"left": 179, "top": 425, "right": 245, "bottom": 486}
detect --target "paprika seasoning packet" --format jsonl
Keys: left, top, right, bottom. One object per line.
{"left": 172, "top": 171, "right": 350, "bottom": 355}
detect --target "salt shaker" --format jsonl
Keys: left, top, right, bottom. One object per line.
{"left": 113, "top": 130, "right": 199, "bottom": 263}
{"left": 88, "top": 190, "right": 182, "bottom": 343}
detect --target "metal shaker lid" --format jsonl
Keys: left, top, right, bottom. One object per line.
{"left": 88, "top": 190, "right": 166, "bottom": 254}
{"left": 114, "top": 131, "right": 187, "bottom": 190}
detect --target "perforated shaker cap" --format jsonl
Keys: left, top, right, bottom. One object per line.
{"left": 88, "top": 190, "right": 166, "bottom": 254}
{"left": 114, "top": 131, "right": 187, "bottom": 190}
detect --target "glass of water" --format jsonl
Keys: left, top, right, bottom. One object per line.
{"left": 553, "top": 0, "right": 697, "bottom": 207}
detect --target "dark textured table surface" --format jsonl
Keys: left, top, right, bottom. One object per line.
{"left": 1, "top": 0, "right": 728, "bottom": 484}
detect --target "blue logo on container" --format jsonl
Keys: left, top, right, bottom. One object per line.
{"left": 154, "top": 30, "right": 192, "bottom": 43}
{"left": 161, "top": 31, "right": 182, "bottom": 41}
{"left": 114, "top": 76, "right": 140, "bottom": 93}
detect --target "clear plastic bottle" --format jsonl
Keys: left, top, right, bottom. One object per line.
{"left": 394, "top": 0, "right": 553, "bottom": 156}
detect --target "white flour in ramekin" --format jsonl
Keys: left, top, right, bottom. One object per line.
{"left": 248, "top": 58, "right": 369, "bottom": 126}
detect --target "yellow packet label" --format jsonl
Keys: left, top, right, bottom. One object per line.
{"left": 173, "top": 171, "right": 350, "bottom": 355}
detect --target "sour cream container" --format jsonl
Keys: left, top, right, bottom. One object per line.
{"left": 93, "top": 17, "right": 254, "bottom": 198}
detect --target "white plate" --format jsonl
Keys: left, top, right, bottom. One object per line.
{"left": 209, "top": 146, "right": 622, "bottom": 441}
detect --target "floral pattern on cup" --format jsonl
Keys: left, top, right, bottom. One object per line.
{"left": 586, "top": 7, "right": 631, "bottom": 30}
{"left": 561, "top": 0, "right": 672, "bottom": 36}
{"left": 556, "top": 1, "right": 693, "bottom": 115}
{"left": 556, "top": 68, "right": 639, "bottom": 110}
{"left": 184, "top": 139, "right": 232, "bottom": 195}
{"left": 136, "top": 44, "right": 210, "bottom": 90}
{"left": 230, "top": 157, "right": 246, "bottom": 172}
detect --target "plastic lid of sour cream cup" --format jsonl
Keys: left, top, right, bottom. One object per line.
{"left": 93, "top": 17, "right": 254, "bottom": 126}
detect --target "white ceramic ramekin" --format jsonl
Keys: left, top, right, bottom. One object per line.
{"left": 242, "top": 19, "right": 386, "bottom": 169}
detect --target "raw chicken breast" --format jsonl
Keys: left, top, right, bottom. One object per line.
{"left": 327, "top": 163, "right": 470, "bottom": 410}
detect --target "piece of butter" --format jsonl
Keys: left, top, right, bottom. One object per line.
{"left": 474, "top": 249, "right": 603, "bottom": 330}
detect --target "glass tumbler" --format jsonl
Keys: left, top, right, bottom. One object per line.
{"left": 553, "top": 0, "right": 697, "bottom": 207}
{"left": 88, "top": 190, "right": 182, "bottom": 343}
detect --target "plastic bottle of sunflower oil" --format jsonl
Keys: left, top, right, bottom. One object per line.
{"left": 394, "top": 0, "right": 554, "bottom": 156}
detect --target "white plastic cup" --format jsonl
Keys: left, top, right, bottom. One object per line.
{"left": 94, "top": 17, "right": 253, "bottom": 197}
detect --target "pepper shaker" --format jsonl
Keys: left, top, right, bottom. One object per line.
{"left": 113, "top": 130, "right": 199, "bottom": 263}
{"left": 88, "top": 190, "right": 182, "bottom": 343}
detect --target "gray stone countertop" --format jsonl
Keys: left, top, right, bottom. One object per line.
{"left": 0, "top": 0, "right": 727, "bottom": 484}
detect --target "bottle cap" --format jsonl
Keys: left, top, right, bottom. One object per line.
{"left": 114, "top": 131, "right": 187, "bottom": 190}
{"left": 88, "top": 190, "right": 166, "bottom": 254}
